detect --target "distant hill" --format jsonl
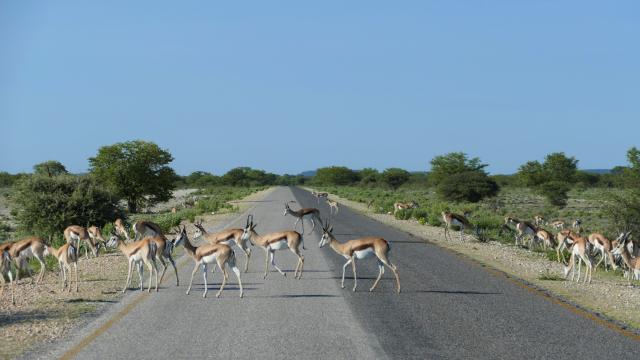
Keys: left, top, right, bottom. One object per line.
{"left": 582, "top": 169, "right": 613, "bottom": 174}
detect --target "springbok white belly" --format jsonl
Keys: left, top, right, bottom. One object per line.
{"left": 354, "top": 248, "right": 375, "bottom": 260}
{"left": 201, "top": 253, "right": 220, "bottom": 264}
{"left": 268, "top": 240, "right": 288, "bottom": 251}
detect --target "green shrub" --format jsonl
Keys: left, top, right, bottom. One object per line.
{"left": 12, "top": 175, "right": 122, "bottom": 240}
{"left": 436, "top": 171, "right": 499, "bottom": 203}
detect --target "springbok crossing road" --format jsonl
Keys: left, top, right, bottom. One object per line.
{"left": 44, "top": 187, "right": 639, "bottom": 359}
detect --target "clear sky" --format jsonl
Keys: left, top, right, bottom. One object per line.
{"left": 1, "top": 1, "right": 638, "bottom": 175}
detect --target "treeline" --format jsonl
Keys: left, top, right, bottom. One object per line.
{"left": 175, "top": 167, "right": 307, "bottom": 188}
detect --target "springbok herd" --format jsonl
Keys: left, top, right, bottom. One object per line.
{"left": 0, "top": 195, "right": 400, "bottom": 306}
{"left": 440, "top": 211, "right": 640, "bottom": 285}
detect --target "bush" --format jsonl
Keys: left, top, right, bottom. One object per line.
{"left": 436, "top": 171, "right": 499, "bottom": 203}
{"left": 314, "top": 167, "right": 360, "bottom": 185}
{"left": 12, "top": 175, "right": 122, "bottom": 240}
{"left": 394, "top": 209, "right": 413, "bottom": 220}
{"left": 538, "top": 181, "right": 571, "bottom": 207}
{"left": 381, "top": 168, "right": 410, "bottom": 190}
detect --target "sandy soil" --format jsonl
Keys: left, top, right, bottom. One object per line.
{"left": 313, "top": 188, "right": 640, "bottom": 332}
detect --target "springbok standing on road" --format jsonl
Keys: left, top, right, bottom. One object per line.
{"left": 283, "top": 201, "right": 322, "bottom": 242}
{"left": 64, "top": 225, "right": 98, "bottom": 259}
{"left": 46, "top": 242, "right": 79, "bottom": 292}
{"left": 319, "top": 219, "right": 400, "bottom": 294}
{"left": 193, "top": 219, "right": 252, "bottom": 273}
{"left": 0, "top": 241, "right": 16, "bottom": 305}
{"left": 176, "top": 225, "right": 243, "bottom": 298}
{"left": 326, "top": 199, "right": 339, "bottom": 215}
{"left": 107, "top": 234, "right": 159, "bottom": 293}
{"left": 241, "top": 215, "right": 305, "bottom": 280}
{"left": 311, "top": 191, "right": 328, "bottom": 203}
{"left": 441, "top": 211, "right": 473, "bottom": 242}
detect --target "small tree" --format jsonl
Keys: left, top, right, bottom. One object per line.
{"left": 380, "top": 168, "right": 410, "bottom": 190}
{"left": 436, "top": 171, "right": 499, "bottom": 202}
{"left": 12, "top": 175, "right": 121, "bottom": 240}
{"left": 89, "top": 140, "right": 178, "bottom": 213}
{"left": 602, "top": 190, "right": 640, "bottom": 235}
{"left": 429, "top": 152, "right": 487, "bottom": 185}
{"left": 359, "top": 168, "right": 380, "bottom": 185}
{"left": 517, "top": 161, "right": 545, "bottom": 187}
{"left": 542, "top": 152, "right": 578, "bottom": 183}
{"left": 33, "top": 160, "right": 68, "bottom": 177}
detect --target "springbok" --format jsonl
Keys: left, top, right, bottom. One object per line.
{"left": 0, "top": 241, "right": 16, "bottom": 305}
{"left": 241, "top": 215, "right": 305, "bottom": 280}
{"left": 393, "top": 201, "right": 418, "bottom": 214}
{"left": 87, "top": 226, "right": 107, "bottom": 254}
{"left": 327, "top": 199, "right": 339, "bottom": 215}
{"left": 193, "top": 219, "right": 252, "bottom": 273}
{"left": 311, "top": 191, "right": 328, "bottom": 203}
{"left": 176, "top": 226, "right": 243, "bottom": 298}
{"left": 283, "top": 201, "right": 322, "bottom": 242}
{"left": 556, "top": 229, "right": 579, "bottom": 263}
{"left": 319, "top": 220, "right": 400, "bottom": 293}
{"left": 107, "top": 234, "right": 159, "bottom": 293}
{"left": 504, "top": 217, "right": 537, "bottom": 247}
{"left": 551, "top": 220, "right": 566, "bottom": 230}
{"left": 133, "top": 220, "right": 164, "bottom": 241}
{"left": 46, "top": 242, "right": 79, "bottom": 292}
{"left": 441, "top": 212, "right": 473, "bottom": 242}
{"left": 533, "top": 228, "right": 556, "bottom": 251}
{"left": 9, "top": 236, "right": 48, "bottom": 284}
{"left": 563, "top": 235, "right": 594, "bottom": 284}
{"left": 587, "top": 233, "right": 618, "bottom": 272}
{"left": 64, "top": 225, "right": 98, "bottom": 259}
{"left": 572, "top": 219, "right": 582, "bottom": 230}
{"left": 114, "top": 218, "right": 131, "bottom": 242}
{"left": 534, "top": 215, "right": 546, "bottom": 226}
{"left": 611, "top": 232, "right": 639, "bottom": 283}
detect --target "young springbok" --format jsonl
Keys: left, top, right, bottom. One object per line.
{"left": 114, "top": 218, "right": 131, "bottom": 242}
{"left": 441, "top": 212, "right": 473, "bottom": 242}
{"left": 533, "top": 228, "right": 556, "bottom": 251}
{"left": 46, "top": 242, "right": 79, "bottom": 292}
{"left": 241, "top": 215, "right": 305, "bottom": 280}
{"left": 193, "top": 220, "right": 252, "bottom": 273}
{"left": 87, "top": 226, "right": 107, "bottom": 255}
{"left": 176, "top": 226, "right": 243, "bottom": 298}
{"left": 319, "top": 220, "right": 400, "bottom": 293}
{"left": 107, "top": 234, "right": 159, "bottom": 293}
{"left": 0, "top": 241, "right": 16, "bottom": 305}
{"left": 326, "top": 199, "right": 340, "bottom": 215}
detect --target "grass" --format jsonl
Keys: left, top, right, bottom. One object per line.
{"left": 538, "top": 272, "right": 564, "bottom": 281}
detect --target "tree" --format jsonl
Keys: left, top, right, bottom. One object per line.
{"left": 380, "top": 168, "right": 410, "bottom": 190}
{"left": 88, "top": 140, "right": 178, "bottom": 213}
{"left": 538, "top": 181, "right": 571, "bottom": 207}
{"left": 221, "top": 167, "right": 278, "bottom": 187}
{"left": 436, "top": 171, "right": 499, "bottom": 202}
{"left": 12, "top": 175, "right": 121, "bottom": 240}
{"left": 517, "top": 161, "right": 545, "bottom": 187}
{"left": 429, "top": 152, "right": 487, "bottom": 185}
{"left": 359, "top": 168, "right": 380, "bottom": 185}
{"left": 314, "top": 167, "right": 360, "bottom": 185}
{"left": 33, "top": 160, "right": 68, "bottom": 177}
{"left": 541, "top": 152, "right": 578, "bottom": 183}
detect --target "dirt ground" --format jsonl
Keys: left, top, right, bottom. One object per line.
{"left": 0, "top": 187, "right": 274, "bottom": 360}
{"left": 317, "top": 189, "right": 640, "bottom": 332}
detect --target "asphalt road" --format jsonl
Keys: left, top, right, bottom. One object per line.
{"left": 45, "top": 187, "right": 639, "bottom": 359}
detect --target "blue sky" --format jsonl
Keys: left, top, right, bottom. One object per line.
{"left": 1, "top": 1, "right": 638, "bottom": 175}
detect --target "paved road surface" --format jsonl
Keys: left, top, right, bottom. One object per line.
{"left": 45, "top": 187, "right": 639, "bottom": 359}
